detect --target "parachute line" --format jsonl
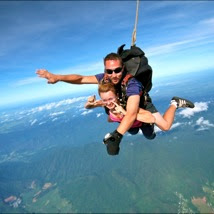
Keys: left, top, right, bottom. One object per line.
{"left": 131, "top": 0, "right": 140, "bottom": 46}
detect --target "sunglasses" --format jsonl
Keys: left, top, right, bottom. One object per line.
{"left": 105, "top": 67, "right": 123, "bottom": 74}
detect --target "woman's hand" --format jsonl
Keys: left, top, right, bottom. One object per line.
{"left": 85, "top": 95, "right": 104, "bottom": 109}
{"left": 112, "top": 101, "right": 126, "bottom": 115}
{"left": 88, "top": 95, "right": 96, "bottom": 104}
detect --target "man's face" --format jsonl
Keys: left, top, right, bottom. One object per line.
{"left": 105, "top": 59, "right": 123, "bottom": 85}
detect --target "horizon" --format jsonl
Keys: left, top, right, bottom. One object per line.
{"left": 0, "top": 68, "right": 212, "bottom": 110}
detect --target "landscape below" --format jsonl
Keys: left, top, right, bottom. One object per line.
{"left": 0, "top": 70, "right": 214, "bottom": 213}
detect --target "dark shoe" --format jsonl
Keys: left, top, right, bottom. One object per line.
{"left": 171, "top": 96, "right": 195, "bottom": 109}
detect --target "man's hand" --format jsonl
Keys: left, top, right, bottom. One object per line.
{"left": 36, "top": 69, "right": 59, "bottom": 84}
{"left": 103, "top": 130, "right": 123, "bottom": 155}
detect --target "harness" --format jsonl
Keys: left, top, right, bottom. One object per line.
{"left": 101, "top": 71, "right": 146, "bottom": 113}
{"left": 120, "top": 73, "right": 146, "bottom": 109}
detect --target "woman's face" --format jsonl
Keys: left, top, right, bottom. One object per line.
{"left": 100, "top": 91, "right": 117, "bottom": 110}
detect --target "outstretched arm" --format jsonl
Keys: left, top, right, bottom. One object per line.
{"left": 36, "top": 69, "right": 98, "bottom": 84}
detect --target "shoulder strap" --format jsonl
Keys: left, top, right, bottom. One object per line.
{"left": 122, "top": 74, "right": 133, "bottom": 86}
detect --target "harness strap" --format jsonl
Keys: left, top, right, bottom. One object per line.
{"left": 122, "top": 74, "right": 133, "bottom": 86}
{"left": 120, "top": 73, "right": 147, "bottom": 109}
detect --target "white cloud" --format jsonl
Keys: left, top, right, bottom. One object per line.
{"left": 154, "top": 126, "right": 162, "bottom": 133}
{"left": 30, "top": 119, "right": 37, "bottom": 126}
{"left": 81, "top": 110, "right": 93, "bottom": 116}
{"left": 141, "top": 13, "right": 214, "bottom": 77}
{"left": 54, "top": 98, "right": 85, "bottom": 108}
{"left": 195, "top": 117, "right": 214, "bottom": 131}
{"left": 29, "top": 97, "right": 86, "bottom": 114}
{"left": 154, "top": 122, "right": 182, "bottom": 133}
{"left": 96, "top": 113, "right": 103, "bottom": 118}
{"left": 146, "top": 35, "right": 213, "bottom": 58}
{"left": 171, "top": 122, "right": 182, "bottom": 130}
{"left": 179, "top": 102, "right": 209, "bottom": 118}
{"left": 146, "top": 39, "right": 197, "bottom": 57}
{"left": 154, "top": 89, "right": 159, "bottom": 94}
{"left": 39, "top": 121, "right": 46, "bottom": 125}
{"left": 14, "top": 77, "right": 42, "bottom": 87}
{"left": 199, "top": 17, "right": 214, "bottom": 26}
{"left": 49, "top": 111, "right": 65, "bottom": 117}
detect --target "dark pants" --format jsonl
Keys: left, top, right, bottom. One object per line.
{"left": 128, "top": 123, "right": 156, "bottom": 140}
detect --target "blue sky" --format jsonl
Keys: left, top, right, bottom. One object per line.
{"left": 1, "top": 1, "right": 214, "bottom": 107}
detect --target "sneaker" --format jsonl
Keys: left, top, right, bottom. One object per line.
{"left": 171, "top": 96, "right": 195, "bottom": 109}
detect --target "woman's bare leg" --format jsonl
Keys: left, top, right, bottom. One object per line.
{"left": 153, "top": 96, "right": 195, "bottom": 131}
{"left": 153, "top": 105, "right": 177, "bottom": 131}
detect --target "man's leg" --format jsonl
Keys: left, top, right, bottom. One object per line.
{"left": 140, "top": 123, "right": 156, "bottom": 140}
{"left": 140, "top": 94, "right": 158, "bottom": 140}
{"left": 128, "top": 127, "right": 140, "bottom": 135}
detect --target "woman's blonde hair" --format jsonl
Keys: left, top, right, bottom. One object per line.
{"left": 98, "top": 82, "right": 116, "bottom": 96}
